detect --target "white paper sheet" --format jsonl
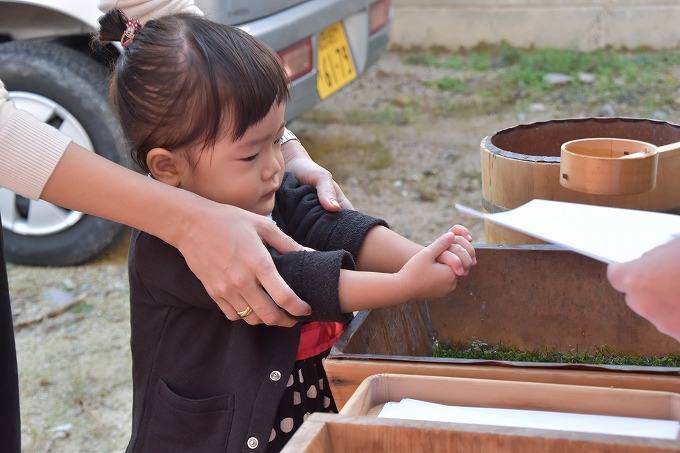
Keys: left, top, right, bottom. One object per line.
{"left": 456, "top": 199, "right": 680, "bottom": 263}
{"left": 378, "top": 398, "right": 680, "bottom": 440}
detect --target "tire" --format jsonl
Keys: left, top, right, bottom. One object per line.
{"left": 0, "top": 41, "right": 129, "bottom": 266}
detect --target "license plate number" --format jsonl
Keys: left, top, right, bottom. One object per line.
{"left": 317, "top": 22, "right": 357, "bottom": 100}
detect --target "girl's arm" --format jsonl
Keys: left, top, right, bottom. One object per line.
{"left": 354, "top": 224, "right": 475, "bottom": 274}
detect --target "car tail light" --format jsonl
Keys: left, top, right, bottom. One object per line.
{"left": 369, "top": 0, "right": 390, "bottom": 34}
{"left": 277, "top": 38, "right": 313, "bottom": 82}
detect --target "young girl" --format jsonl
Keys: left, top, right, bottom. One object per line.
{"left": 97, "top": 10, "right": 475, "bottom": 453}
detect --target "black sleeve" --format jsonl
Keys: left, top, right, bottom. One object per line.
{"left": 266, "top": 173, "right": 391, "bottom": 322}
{"left": 274, "top": 173, "right": 388, "bottom": 259}
{"left": 270, "top": 248, "right": 355, "bottom": 323}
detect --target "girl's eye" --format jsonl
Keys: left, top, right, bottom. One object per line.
{"left": 274, "top": 137, "right": 282, "bottom": 145}
{"left": 242, "top": 153, "right": 258, "bottom": 162}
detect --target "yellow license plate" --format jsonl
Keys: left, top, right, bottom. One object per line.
{"left": 317, "top": 22, "right": 357, "bottom": 100}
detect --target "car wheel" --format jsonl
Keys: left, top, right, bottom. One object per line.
{"left": 0, "top": 41, "right": 129, "bottom": 266}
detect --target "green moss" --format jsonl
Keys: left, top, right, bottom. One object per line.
{"left": 433, "top": 340, "right": 680, "bottom": 367}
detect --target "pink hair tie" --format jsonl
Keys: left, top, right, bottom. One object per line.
{"left": 121, "top": 18, "right": 141, "bottom": 48}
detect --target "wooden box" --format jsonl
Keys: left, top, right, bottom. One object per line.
{"left": 282, "top": 374, "right": 680, "bottom": 452}
{"left": 325, "top": 246, "right": 680, "bottom": 409}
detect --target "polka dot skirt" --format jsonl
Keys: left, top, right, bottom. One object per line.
{"left": 267, "top": 349, "right": 337, "bottom": 452}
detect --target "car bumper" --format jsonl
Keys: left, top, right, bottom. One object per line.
{"left": 240, "top": 1, "right": 392, "bottom": 120}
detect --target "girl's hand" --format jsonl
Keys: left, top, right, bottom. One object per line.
{"left": 396, "top": 232, "right": 463, "bottom": 300}
{"left": 437, "top": 224, "right": 476, "bottom": 276}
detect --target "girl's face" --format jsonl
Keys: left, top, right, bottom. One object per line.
{"left": 179, "top": 102, "right": 286, "bottom": 215}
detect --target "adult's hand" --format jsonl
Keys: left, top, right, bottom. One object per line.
{"left": 607, "top": 237, "right": 680, "bottom": 342}
{"left": 176, "top": 199, "right": 313, "bottom": 326}
{"left": 282, "top": 138, "right": 353, "bottom": 211}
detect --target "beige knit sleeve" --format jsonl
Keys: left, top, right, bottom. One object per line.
{"left": 96, "top": 0, "right": 203, "bottom": 26}
{"left": 0, "top": 80, "right": 71, "bottom": 200}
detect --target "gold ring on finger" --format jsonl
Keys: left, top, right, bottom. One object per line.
{"left": 237, "top": 306, "right": 253, "bottom": 319}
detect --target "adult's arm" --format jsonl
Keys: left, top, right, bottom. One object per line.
{"left": 44, "top": 144, "right": 314, "bottom": 324}
{"left": 0, "top": 82, "right": 310, "bottom": 325}
{"left": 97, "top": 0, "right": 203, "bottom": 24}
{"left": 607, "top": 238, "right": 680, "bottom": 342}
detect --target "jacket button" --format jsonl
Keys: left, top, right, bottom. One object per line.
{"left": 270, "top": 370, "right": 282, "bottom": 381}
{"left": 247, "top": 437, "right": 259, "bottom": 449}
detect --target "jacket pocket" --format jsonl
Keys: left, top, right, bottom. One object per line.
{"left": 145, "top": 379, "right": 234, "bottom": 452}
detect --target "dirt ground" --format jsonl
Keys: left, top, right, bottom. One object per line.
{"left": 9, "top": 51, "right": 649, "bottom": 452}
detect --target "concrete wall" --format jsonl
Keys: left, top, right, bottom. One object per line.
{"left": 390, "top": 0, "right": 680, "bottom": 51}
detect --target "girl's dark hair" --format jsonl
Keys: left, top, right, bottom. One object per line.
{"left": 96, "top": 10, "right": 290, "bottom": 173}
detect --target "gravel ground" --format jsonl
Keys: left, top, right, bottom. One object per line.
{"left": 10, "top": 51, "right": 655, "bottom": 452}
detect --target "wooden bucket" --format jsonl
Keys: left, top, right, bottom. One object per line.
{"left": 480, "top": 117, "right": 680, "bottom": 244}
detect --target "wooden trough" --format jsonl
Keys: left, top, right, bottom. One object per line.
{"left": 324, "top": 246, "right": 680, "bottom": 410}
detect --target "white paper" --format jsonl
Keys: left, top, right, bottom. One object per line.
{"left": 456, "top": 199, "right": 680, "bottom": 263}
{"left": 378, "top": 398, "right": 680, "bottom": 440}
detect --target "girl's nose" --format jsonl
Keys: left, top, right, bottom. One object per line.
{"left": 264, "top": 149, "right": 283, "bottom": 178}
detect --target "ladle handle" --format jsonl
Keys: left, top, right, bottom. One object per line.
{"left": 621, "top": 148, "right": 654, "bottom": 159}
{"left": 620, "top": 140, "right": 680, "bottom": 159}
{"left": 656, "top": 141, "right": 680, "bottom": 155}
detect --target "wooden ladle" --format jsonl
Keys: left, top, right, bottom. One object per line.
{"left": 560, "top": 138, "right": 680, "bottom": 195}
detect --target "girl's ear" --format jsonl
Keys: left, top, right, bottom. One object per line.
{"left": 147, "top": 148, "right": 183, "bottom": 187}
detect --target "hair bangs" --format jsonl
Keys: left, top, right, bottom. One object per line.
{"left": 106, "top": 13, "right": 290, "bottom": 173}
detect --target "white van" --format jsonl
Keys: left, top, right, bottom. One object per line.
{"left": 0, "top": 0, "right": 391, "bottom": 265}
